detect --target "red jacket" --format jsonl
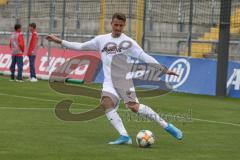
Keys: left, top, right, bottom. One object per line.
{"left": 9, "top": 31, "right": 25, "bottom": 56}
{"left": 27, "top": 29, "right": 38, "bottom": 56}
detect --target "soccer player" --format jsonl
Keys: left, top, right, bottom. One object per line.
{"left": 9, "top": 24, "right": 25, "bottom": 82}
{"left": 46, "top": 13, "right": 183, "bottom": 145}
{"left": 27, "top": 23, "right": 39, "bottom": 82}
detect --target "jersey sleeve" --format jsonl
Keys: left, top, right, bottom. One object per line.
{"left": 27, "top": 32, "right": 38, "bottom": 55}
{"left": 127, "top": 39, "right": 168, "bottom": 73}
{"left": 18, "top": 34, "right": 25, "bottom": 52}
{"left": 61, "top": 37, "right": 99, "bottom": 51}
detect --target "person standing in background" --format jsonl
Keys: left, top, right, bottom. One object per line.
{"left": 9, "top": 24, "right": 25, "bottom": 82}
{"left": 27, "top": 23, "right": 39, "bottom": 82}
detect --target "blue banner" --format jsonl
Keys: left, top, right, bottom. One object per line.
{"left": 94, "top": 55, "right": 240, "bottom": 98}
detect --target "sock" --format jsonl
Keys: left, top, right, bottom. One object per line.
{"left": 106, "top": 109, "right": 128, "bottom": 136}
{"left": 137, "top": 104, "right": 168, "bottom": 128}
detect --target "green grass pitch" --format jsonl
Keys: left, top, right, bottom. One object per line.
{"left": 0, "top": 76, "right": 240, "bottom": 160}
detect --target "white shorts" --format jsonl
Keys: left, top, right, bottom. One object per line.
{"left": 101, "top": 85, "right": 139, "bottom": 107}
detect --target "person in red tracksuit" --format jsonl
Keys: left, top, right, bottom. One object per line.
{"left": 27, "top": 23, "right": 39, "bottom": 82}
{"left": 9, "top": 24, "right": 25, "bottom": 82}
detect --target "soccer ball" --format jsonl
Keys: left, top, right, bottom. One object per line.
{"left": 136, "top": 130, "right": 155, "bottom": 148}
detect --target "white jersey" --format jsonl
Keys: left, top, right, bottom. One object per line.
{"left": 62, "top": 33, "right": 164, "bottom": 96}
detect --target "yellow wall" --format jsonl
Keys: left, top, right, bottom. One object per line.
{"left": 135, "top": 0, "right": 145, "bottom": 46}
{"left": 99, "top": 0, "right": 106, "bottom": 34}
{"left": 185, "top": 8, "right": 240, "bottom": 58}
{"left": 0, "top": 0, "right": 8, "bottom": 5}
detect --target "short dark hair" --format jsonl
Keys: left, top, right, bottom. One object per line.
{"left": 29, "top": 22, "right": 36, "bottom": 29}
{"left": 14, "top": 24, "right": 21, "bottom": 31}
{"left": 112, "top": 13, "right": 126, "bottom": 22}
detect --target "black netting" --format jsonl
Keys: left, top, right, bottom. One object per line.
{"left": 0, "top": 0, "right": 239, "bottom": 60}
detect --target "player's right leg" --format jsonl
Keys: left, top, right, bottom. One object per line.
{"left": 10, "top": 56, "right": 17, "bottom": 81}
{"left": 16, "top": 56, "right": 23, "bottom": 82}
{"left": 101, "top": 91, "right": 132, "bottom": 145}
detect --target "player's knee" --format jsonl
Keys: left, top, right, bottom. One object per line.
{"left": 126, "top": 102, "right": 139, "bottom": 113}
{"left": 100, "top": 96, "right": 115, "bottom": 111}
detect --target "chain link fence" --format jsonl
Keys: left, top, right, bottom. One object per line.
{"left": 0, "top": 0, "right": 240, "bottom": 61}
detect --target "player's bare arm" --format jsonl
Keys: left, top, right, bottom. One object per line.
{"left": 46, "top": 34, "right": 62, "bottom": 44}
{"left": 166, "top": 70, "right": 179, "bottom": 76}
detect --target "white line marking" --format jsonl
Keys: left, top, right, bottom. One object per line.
{"left": 0, "top": 92, "right": 97, "bottom": 107}
{"left": 192, "top": 118, "right": 240, "bottom": 127}
{"left": 0, "top": 92, "right": 240, "bottom": 127}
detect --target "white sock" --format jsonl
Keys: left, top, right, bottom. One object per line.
{"left": 137, "top": 104, "right": 168, "bottom": 128}
{"left": 106, "top": 109, "right": 128, "bottom": 136}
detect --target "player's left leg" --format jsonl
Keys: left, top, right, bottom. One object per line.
{"left": 29, "top": 55, "right": 37, "bottom": 82}
{"left": 126, "top": 102, "right": 183, "bottom": 140}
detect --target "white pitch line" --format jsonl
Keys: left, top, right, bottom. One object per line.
{"left": 0, "top": 106, "right": 100, "bottom": 111}
{"left": 0, "top": 92, "right": 97, "bottom": 107}
{"left": 0, "top": 106, "right": 55, "bottom": 110}
{"left": 192, "top": 118, "right": 240, "bottom": 127}
{"left": 0, "top": 92, "right": 129, "bottom": 112}
{"left": 0, "top": 92, "right": 240, "bottom": 127}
